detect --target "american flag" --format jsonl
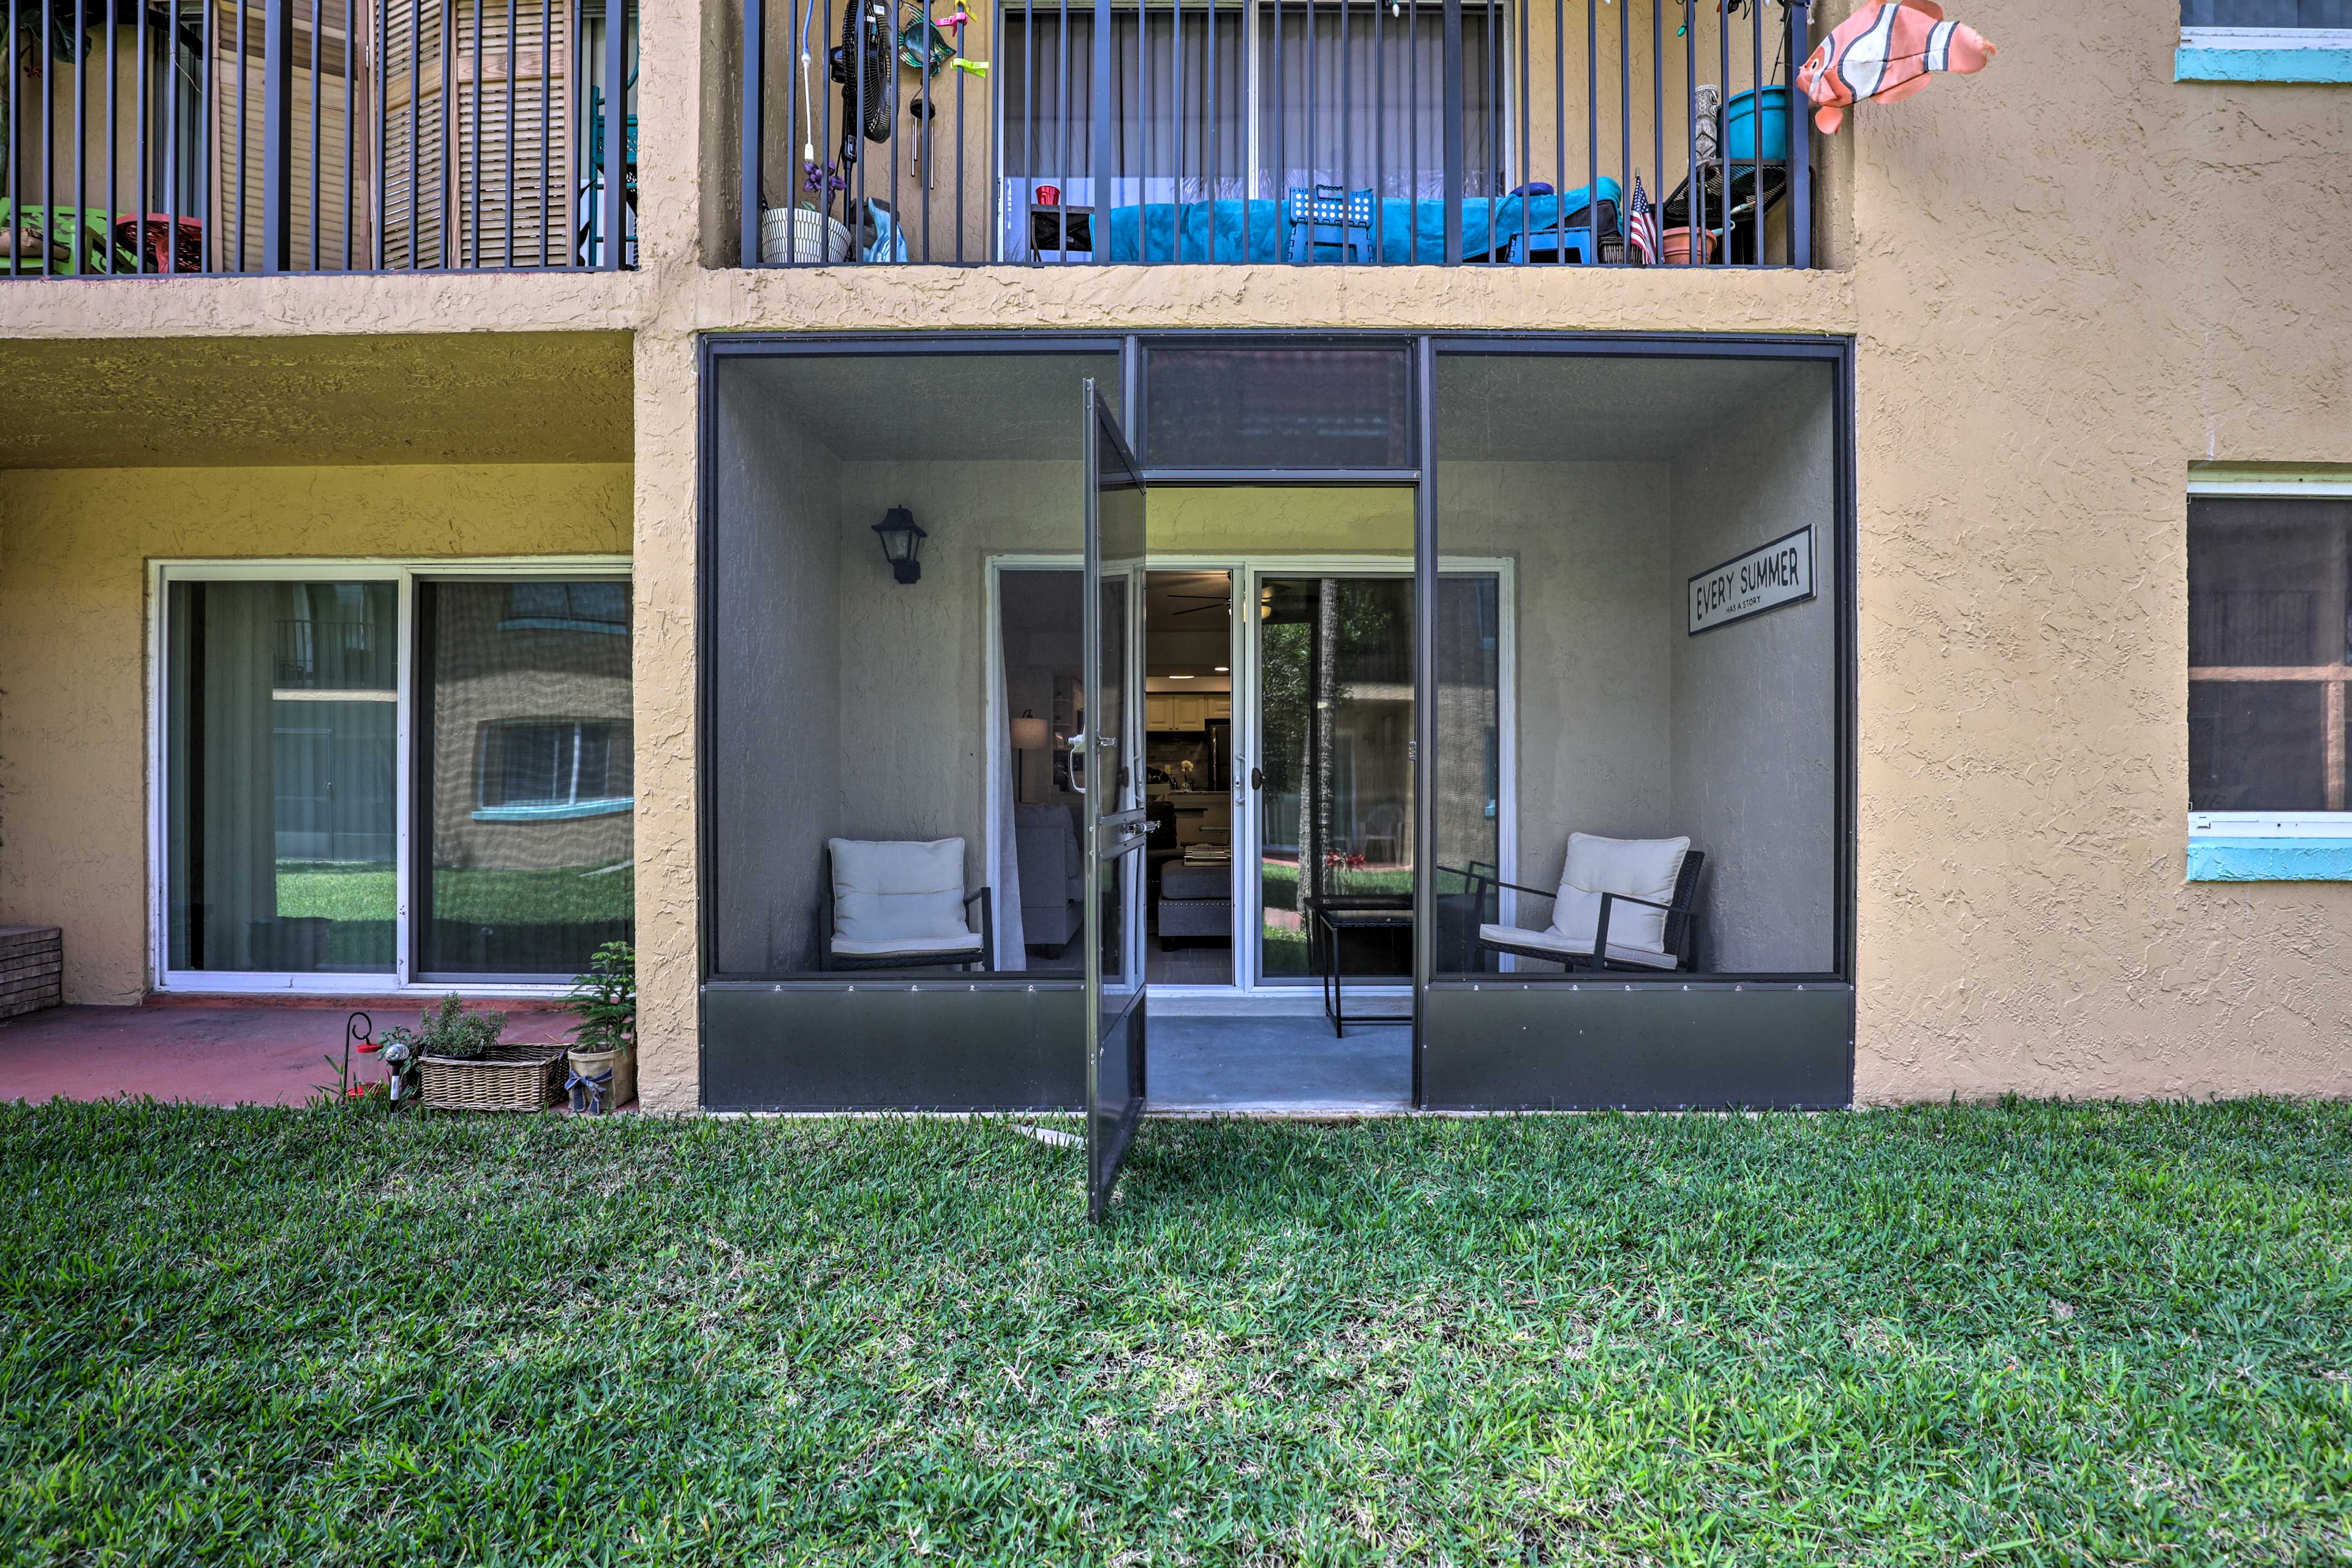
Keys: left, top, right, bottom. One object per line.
{"left": 1626, "top": 173, "right": 1661, "bottom": 265}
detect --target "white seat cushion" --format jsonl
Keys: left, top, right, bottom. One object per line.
{"left": 829, "top": 837, "right": 972, "bottom": 945}
{"left": 1552, "top": 832, "right": 1689, "bottom": 957}
{"left": 830, "top": 932, "right": 984, "bottom": 959}
{"left": 1478, "top": 922, "right": 1681, "bottom": 971}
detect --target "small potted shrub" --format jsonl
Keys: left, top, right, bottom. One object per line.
{"left": 563, "top": 941, "right": 636, "bottom": 1114}
{"left": 410, "top": 993, "right": 566, "bottom": 1112}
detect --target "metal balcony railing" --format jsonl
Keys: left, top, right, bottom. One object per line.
{"left": 2, "top": 0, "right": 636, "bottom": 276}
{"left": 740, "top": 0, "right": 1811, "bottom": 268}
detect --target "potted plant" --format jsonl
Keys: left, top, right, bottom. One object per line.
{"left": 563, "top": 941, "right": 636, "bottom": 1114}
{"left": 407, "top": 993, "right": 567, "bottom": 1112}
{"left": 759, "top": 160, "right": 854, "bottom": 264}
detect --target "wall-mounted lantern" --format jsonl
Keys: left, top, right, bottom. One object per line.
{"left": 872, "top": 507, "right": 929, "bottom": 585}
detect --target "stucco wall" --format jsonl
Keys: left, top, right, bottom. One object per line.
{"left": 0, "top": 462, "right": 630, "bottom": 1005}
{"left": 1847, "top": 0, "right": 2352, "bottom": 1101}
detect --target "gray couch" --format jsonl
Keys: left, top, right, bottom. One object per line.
{"left": 1015, "top": 804, "right": 1084, "bottom": 949}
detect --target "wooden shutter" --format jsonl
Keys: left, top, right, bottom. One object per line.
{"left": 451, "top": 0, "right": 571, "bottom": 268}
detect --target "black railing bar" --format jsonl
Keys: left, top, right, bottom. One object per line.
{"left": 1618, "top": 0, "right": 1628, "bottom": 268}
{"left": 821, "top": 0, "right": 835, "bottom": 267}
{"left": 1581, "top": 0, "right": 1592, "bottom": 266}
{"left": 505, "top": 0, "right": 515, "bottom": 267}
{"left": 1749, "top": 0, "right": 1760, "bottom": 265}
{"left": 1371, "top": 0, "right": 1382, "bottom": 262}
{"left": 373, "top": 0, "right": 385, "bottom": 267}
{"left": 1207, "top": 0, "right": 1217, "bottom": 250}
{"left": 470, "top": 0, "right": 483, "bottom": 269}
{"left": 73, "top": 0, "right": 85, "bottom": 271}
{"left": 309, "top": 0, "right": 322, "bottom": 271}
{"left": 263, "top": 0, "right": 292, "bottom": 271}
{"left": 888, "top": 0, "right": 900, "bottom": 266}
{"left": 1430, "top": 0, "right": 1449, "bottom": 263}
{"left": 192, "top": 0, "right": 206, "bottom": 270}
{"left": 1682, "top": 0, "right": 1694, "bottom": 265}
{"left": 202, "top": 0, "right": 215, "bottom": 271}
{"left": 1171, "top": 0, "right": 1183, "bottom": 262}
{"left": 440, "top": 0, "right": 454, "bottom": 267}
{"left": 956, "top": 0, "right": 967, "bottom": 263}
{"left": 600, "top": 0, "right": 622, "bottom": 269}
{"left": 1053, "top": 0, "right": 1066, "bottom": 263}
{"left": 136, "top": 0, "right": 148, "bottom": 273}
{"left": 1483, "top": 0, "right": 1494, "bottom": 260}
{"left": 105, "top": 0, "right": 118, "bottom": 271}
{"left": 1094, "top": 0, "right": 1112, "bottom": 264}
{"left": 236, "top": 0, "right": 249, "bottom": 270}
{"left": 1550, "top": 0, "right": 1561, "bottom": 258}
{"left": 745, "top": 0, "right": 767, "bottom": 265}
{"left": 1651, "top": 0, "right": 1661, "bottom": 266}
{"left": 918, "top": 0, "right": 931, "bottom": 262}
{"left": 1345, "top": 0, "right": 1364, "bottom": 263}
{"left": 1510, "top": 0, "right": 1523, "bottom": 263}
{"left": 345, "top": 0, "right": 355, "bottom": 267}
{"left": 6, "top": 0, "right": 18, "bottom": 278}
{"left": 1020, "top": 0, "right": 1033, "bottom": 262}
{"left": 1714, "top": 0, "right": 1724, "bottom": 267}
{"left": 537, "top": 0, "right": 548, "bottom": 266}
{"left": 1790, "top": 0, "right": 1807, "bottom": 267}
{"left": 1302, "top": 0, "right": 1311, "bottom": 262}
{"left": 1406, "top": 0, "right": 1415, "bottom": 263}
{"left": 405, "top": 0, "right": 418, "bottom": 266}
{"left": 1274, "top": 0, "right": 1286, "bottom": 261}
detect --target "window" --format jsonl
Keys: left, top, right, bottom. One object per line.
{"left": 475, "top": 720, "right": 631, "bottom": 818}
{"left": 2178, "top": 2, "right": 2352, "bottom": 82}
{"left": 2188, "top": 496, "right": 2350, "bottom": 821}
{"left": 2187, "top": 491, "right": 2352, "bottom": 881}
{"left": 157, "top": 564, "right": 633, "bottom": 988}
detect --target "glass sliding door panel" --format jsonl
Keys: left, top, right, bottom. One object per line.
{"left": 165, "top": 580, "right": 398, "bottom": 973}
{"left": 416, "top": 580, "right": 635, "bottom": 978}
{"left": 1255, "top": 574, "right": 1414, "bottom": 981}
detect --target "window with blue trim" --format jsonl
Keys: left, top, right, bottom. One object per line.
{"left": 2179, "top": 2, "right": 2352, "bottom": 82}
{"left": 475, "top": 719, "right": 633, "bottom": 820}
{"left": 2188, "top": 496, "right": 2352, "bottom": 879}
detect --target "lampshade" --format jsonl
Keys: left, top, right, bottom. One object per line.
{"left": 1011, "top": 714, "right": 1050, "bottom": 751}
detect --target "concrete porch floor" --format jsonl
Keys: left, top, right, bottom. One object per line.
{"left": 0, "top": 1001, "right": 579, "bottom": 1107}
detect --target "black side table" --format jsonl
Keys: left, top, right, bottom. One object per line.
{"left": 1311, "top": 894, "right": 1414, "bottom": 1039}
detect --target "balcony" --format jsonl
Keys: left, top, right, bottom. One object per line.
{"left": 738, "top": 0, "right": 1814, "bottom": 268}
{"left": 1, "top": 0, "right": 636, "bottom": 276}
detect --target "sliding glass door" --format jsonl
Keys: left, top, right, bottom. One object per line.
{"left": 156, "top": 562, "right": 632, "bottom": 991}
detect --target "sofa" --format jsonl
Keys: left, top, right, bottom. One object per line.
{"left": 1016, "top": 804, "right": 1084, "bottom": 950}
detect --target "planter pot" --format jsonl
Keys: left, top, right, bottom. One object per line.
{"left": 1660, "top": 226, "right": 1717, "bottom": 265}
{"left": 760, "top": 207, "right": 853, "bottom": 265}
{"left": 420, "top": 1044, "right": 565, "bottom": 1112}
{"left": 566, "top": 1046, "right": 635, "bottom": 1114}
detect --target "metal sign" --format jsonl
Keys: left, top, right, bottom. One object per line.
{"left": 1687, "top": 526, "right": 1815, "bottom": 635}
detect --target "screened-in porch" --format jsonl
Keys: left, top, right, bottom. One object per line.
{"left": 701, "top": 333, "right": 1850, "bottom": 1121}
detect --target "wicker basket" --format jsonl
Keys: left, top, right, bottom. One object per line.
{"left": 420, "top": 1043, "right": 567, "bottom": 1112}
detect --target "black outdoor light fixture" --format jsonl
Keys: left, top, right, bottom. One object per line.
{"left": 872, "top": 507, "right": 928, "bottom": 585}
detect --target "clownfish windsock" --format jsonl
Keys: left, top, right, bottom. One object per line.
{"left": 1796, "top": 0, "right": 1995, "bottom": 135}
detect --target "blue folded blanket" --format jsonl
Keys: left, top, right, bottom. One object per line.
{"left": 1103, "top": 181, "right": 1622, "bottom": 264}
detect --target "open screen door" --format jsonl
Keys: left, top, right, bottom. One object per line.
{"left": 1080, "top": 379, "right": 1148, "bottom": 1223}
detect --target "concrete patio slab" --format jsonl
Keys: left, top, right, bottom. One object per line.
{"left": 0, "top": 1002, "right": 579, "bottom": 1108}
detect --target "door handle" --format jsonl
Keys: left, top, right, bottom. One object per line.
{"left": 1063, "top": 734, "right": 1086, "bottom": 795}
{"left": 1250, "top": 766, "right": 1264, "bottom": 791}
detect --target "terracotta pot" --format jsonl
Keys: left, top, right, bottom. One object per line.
{"left": 1660, "top": 226, "right": 1717, "bottom": 265}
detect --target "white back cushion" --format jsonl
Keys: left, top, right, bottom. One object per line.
{"left": 831, "top": 838, "right": 970, "bottom": 943}
{"left": 1550, "top": 833, "right": 1689, "bottom": 956}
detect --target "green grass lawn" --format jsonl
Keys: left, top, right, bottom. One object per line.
{"left": 277, "top": 862, "right": 635, "bottom": 925}
{"left": 2, "top": 1101, "right": 2347, "bottom": 1564}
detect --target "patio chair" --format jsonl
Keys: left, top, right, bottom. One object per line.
{"left": 818, "top": 837, "right": 994, "bottom": 972}
{"left": 1458, "top": 834, "right": 1704, "bottom": 973}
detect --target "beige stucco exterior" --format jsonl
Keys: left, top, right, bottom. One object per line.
{"left": 1, "top": 0, "right": 2348, "bottom": 1108}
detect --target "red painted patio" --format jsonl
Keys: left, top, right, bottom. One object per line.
{"left": 0, "top": 1001, "right": 579, "bottom": 1107}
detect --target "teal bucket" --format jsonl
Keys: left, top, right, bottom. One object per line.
{"left": 1722, "top": 86, "right": 1792, "bottom": 163}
